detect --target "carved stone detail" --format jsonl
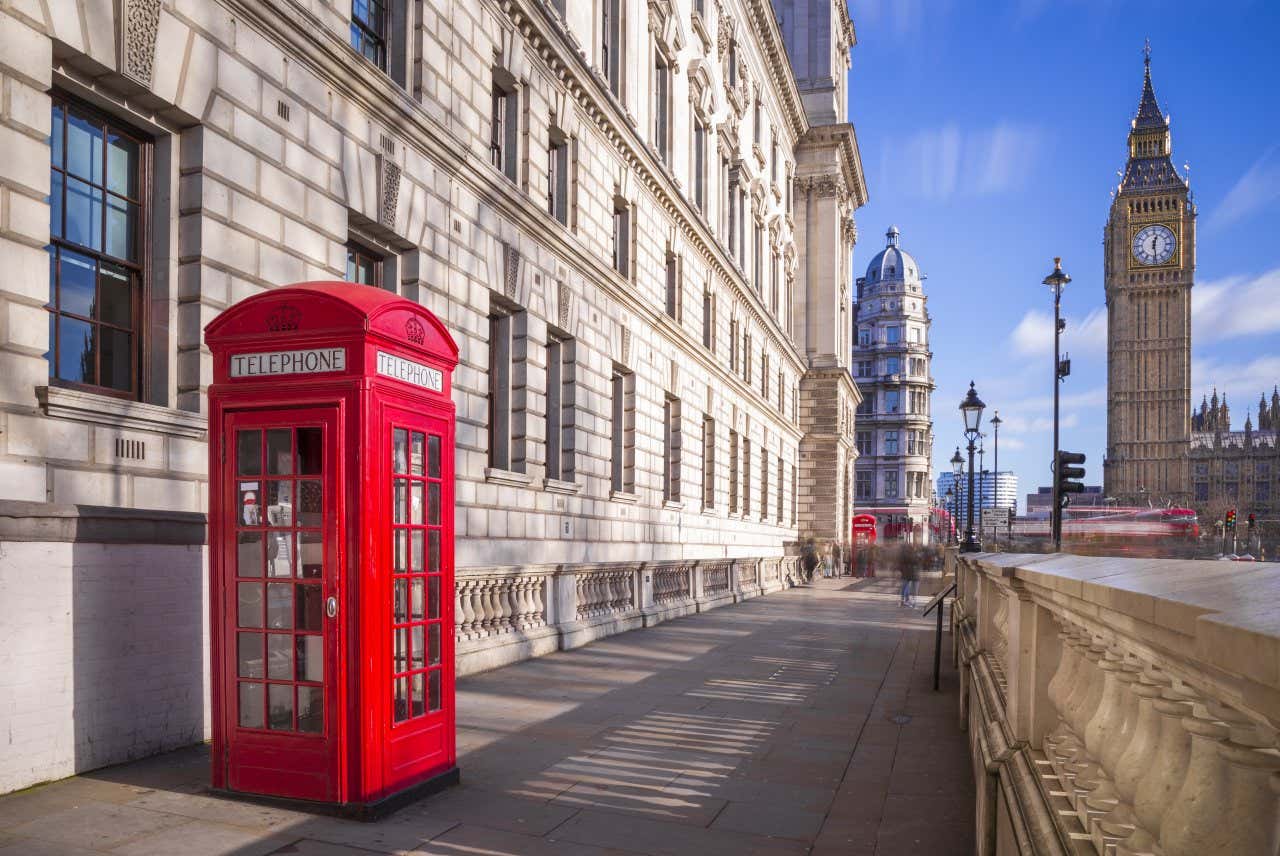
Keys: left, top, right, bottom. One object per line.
{"left": 378, "top": 157, "right": 401, "bottom": 229}
{"left": 557, "top": 280, "right": 570, "bottom": 330}
{"left": 502, "top": 243, "right": 521, "bottom": 299}
{"left": 621, "top": 326, "right": 632, "bottom": 366}
{"left": 120, "top": 0, "right": 162, "bottom": 87}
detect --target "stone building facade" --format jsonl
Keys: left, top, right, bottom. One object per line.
{"left": 0, "top": 0, "right": 864, "bottom": 792}
{"left": 1189, "top": 389, "right": 1280, "bottom": 522}
{"left": 851, "top": 227, "right": 933, "bottom": 541}
{"left": 1103, "top": 50, "right": 1195, "bottom": 505}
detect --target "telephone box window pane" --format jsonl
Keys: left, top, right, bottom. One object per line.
{"left": 411, "top": 672, "right": 425, "bottom": 717}
{"left": 268, "top": 684, "right": 293, "bottom": 730}
{"left": 427, "top": 483, "right": 441, "bottom": 525}
{"left": 411, "top": 625, "right": 424, "bottom": 669}
{"left": 239, "top": 682, "right": 264, "bottom": 729}
{"left": 237, "top": 532, "right": 263, "bottom": 577}
{"left": 297, "top": 635, "right": 323, "bottom": 683}
{"left": 297, "top": 685, "right": 323, "bottom": 733}
{"left": 239, "top": 485, "right": 262, "bottom": 527}
{"left": 267, "top": 583, "right": 293, "bottom": 629}
{"left": 394, "top": 677, "right": 409, "bottom": 723}
{"left": 266, "top": 481, "right": 293, "bottom": 527}
{"left": 428, "top": 530, "right": 440, "bottom": 572}
{"left": 296, "top": 427, "right": 322, "bottom": 474}
{"left": 427, "top": 435, "right": 441, "bottom": 478}
{"left": 295, "top": 585, "right": 322, "bottom": 631}
{"left": 410, "top": 432, "right": 425, "bottom": 476}
{"left": 393, "top": 579, "right": 408, "bottom": 623}
{"left": 267, "top": 633, "right": 292, "bottom": 680}
{"left": 394, "top": 530, "right": 407, "bottom": 572}
{"left": 393, "top": 428, "right": 408, "bottom": 474}
{"left": 411, "top": 578, "right": 424, "bottom": 621}
{"left": 411, "top": 530, "right": 424, "bottom": 572}
{"left": 411, "top": 483, "right": 424, "bottom": 525}
{"left": 428, "top": 670, "right": 441, "bottom": 712}
{"left": 237, "top": 632, "right": 264, "bottom": 678}
{"left": 267, "top": 530, "right": 292, "bottom": 577}
{"left": 394, "top": 627, "right": 408, "bottom": 672}
{"left": 427, "top": 577, "right": 440, "bottom": 618}
{"left": 393, "top": 479, "right": 407, "bottom": 524}
{"left": 298, "top": 481, "right": 322, "bottom": 526}
{"left": 237, "top": 582, "right": 263, "bottom": 628}
{"left": 296, "top": 531, "right": 322, "bottom": 578}
{"left": 428, "top": 624, "right": 441, "bottom": 665}
{"left": 266, "top": 429, "right": 293, "bottom": 475}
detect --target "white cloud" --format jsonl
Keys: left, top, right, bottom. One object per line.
{"left": 1192, "top": 354, "right": 1280, "bottom": 414}
{"left": 849, "top": 0, "right": 935, "bottom": 36}
{"left": 1010, "top": 308, "right": 1108, "bottom": 358}
{"left": 883, "top": 122, "right": 1043, "bottom": 201}
{"left": 1191, "top": 268, "right": 1280, "bottom": 342}
{"left": 1206, "top": 148, "right": 1280, "bottom": 231}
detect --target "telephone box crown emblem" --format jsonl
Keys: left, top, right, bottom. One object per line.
{"left": 266, "top": 304, "right": 301, "bottom": 332}
{"left": 405, "top": 318, "right": 426, "bottom": 345}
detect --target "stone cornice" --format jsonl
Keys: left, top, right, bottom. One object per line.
{"left": 738, "top": 0, "right": 810, "bottom": 140}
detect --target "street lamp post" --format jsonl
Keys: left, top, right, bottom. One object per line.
{"left": 978, "top": 441, "right": 986, "bottom": 543}
{"left": 960, "top": 382, "right": 986, "bottom": 552}
{"left": 1043, "top": 258, "right": 1071, "bottom": 552}
{"left": 990, "top": 412, "right": 1002, "bottom": 545}
{"left": 944, "top": 485, "right": 955, "bottom": 545}
{"left": 950, "top": 448, "right": 964, "bottom": 546}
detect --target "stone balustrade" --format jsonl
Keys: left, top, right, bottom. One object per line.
{"left": 455, "top": 556, "right": 799, "bottom": 676}
{"left": 952, "top": 551, "right": 1280, "bottom": 856}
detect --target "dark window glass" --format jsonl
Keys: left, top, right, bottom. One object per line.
{"left": 345, "top": 242, "right": 382, "bottom": 288}
{"left": 350, "top": 0, "right": 388, "bottom": 70}
{"left": 47, "top": 96, "right": 145, "bottom": 397}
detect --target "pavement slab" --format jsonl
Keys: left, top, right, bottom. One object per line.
{"left": 0, "top": 576, "right": 974, "bottom": 854}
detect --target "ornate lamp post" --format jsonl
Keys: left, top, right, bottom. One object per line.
{"left": 950, "top": 447, "right": 964, "bottom": 545}
{"left": 978, "top": 440, "right": 986, "bottom": 540}
{"left": 960, "top": 382, "right": 986, "bottom": 552}
{"left": 1043, "top": 257, "right": 1071, "bottom": 550}
{"left": 990, "top": 411, "right": 1002, "bottom": 546}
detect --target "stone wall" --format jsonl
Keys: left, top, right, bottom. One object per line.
{"left": 953, "top": 552, "right": 1280, "bottom": 855}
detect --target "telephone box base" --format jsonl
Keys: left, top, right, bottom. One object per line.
{"left": 210, "top": 766, "right": 460, "bottom": 822}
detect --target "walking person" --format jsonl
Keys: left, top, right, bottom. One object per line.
{"left": 800, "top": 538, "right": 819, "bottom": 583}
{"left": 898, "top": 544, "right": 920, "bottom": 607}
{"left": 822, "top": 542, "right": 835, "bottom": 578}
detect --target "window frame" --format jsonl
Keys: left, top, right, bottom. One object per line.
{"left": 350, "top": 0, "right": 389, "bottom": 72}
{"left": 47, "top": 93, "right": 152, "bottom": 401}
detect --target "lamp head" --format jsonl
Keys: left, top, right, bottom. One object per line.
{"left": 960, "top": 381, "right": 986, "bottom": 436}
{"left": 1042, "top": 256, "right": 1071, "bottom": 296}
{"left": 951, "top": 447, "right": 964, "bottom": 475}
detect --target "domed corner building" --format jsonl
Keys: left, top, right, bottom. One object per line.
{"left": 851, "top": 227, "right": 936, "bottom": 543}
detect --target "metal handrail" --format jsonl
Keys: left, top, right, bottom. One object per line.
{"left": 921, "top": 581, "right": 957, "bottom": 691}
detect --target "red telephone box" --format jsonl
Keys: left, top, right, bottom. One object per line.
{"left": 205, "top": 282, "right": 460, "bottom": 816}
{"left": 851, "top": 514, "right": 878, "bottom": 577}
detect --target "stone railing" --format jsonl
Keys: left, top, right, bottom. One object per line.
{"left": 953, "top": 552, "right": 1280, "bottom": 856}
{"left": 455, "top": 556, "right": 795, "bottom": 676}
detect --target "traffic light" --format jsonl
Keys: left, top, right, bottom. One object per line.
{"left": 1055, "top": 450, "right": 1086, "bottom": 499}
{"left": 1226, "top": 509, "right": 1237, "bottom": 531}
{"left": 1248, "top": 513, "right": 1257, "bottom": 529}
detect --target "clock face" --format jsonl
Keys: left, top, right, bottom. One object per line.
{"left": 1132, "top": 224, "right": 1177, "bottom": 266}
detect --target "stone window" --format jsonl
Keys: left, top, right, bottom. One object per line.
{"left": 753, "top": 223, "right": 763, "bottom": 293}
{"left": 777, "top": 370, "right": 784, "bottom": 414}
{"left": 885, "top": 356, "right": 900, "bottom": 375}
{"left": 742, "top": 436, "right": 752, "bottom": 516}
{"left": 729, "top": 317, "right": 738, "bottom": 372}
{"left": 663, "top": 395, "right": 681, "bottom": 503}
{"left": 547, "top": 128, "right": 570, "bottom": 226}
{"left": 602, "top": 0, "right": 624, "bottom": 97}
{"left": 761, "top": 353, "right": 769, "bottom": 399}
{"left": 886, "top": 326, "right": 901, "bottom": 344}
{"left": 856, "top": 431, "right": 871, "bottom": 457}
{"left": 653, "top": 53, "right": 671, "bottom": 164}
{"left": 545, "top": 333, "right": 576, "bottom": 482}
{"left": 884, "top": 471, "right": 899, "bottom": 499}
{"left": 859, "top": 328, "right": 871, "bottom": 347}
{"left": 693, "top": 120, "right": 707, "bottom": 212}
{"left": 350, "top": 0, "right": 388, "bottom": 70}
{"left": 611, "top": 197, "right": 631, "bottom": 277}
{"left": 610, "top": 363, "right": 635, "bottom": 494}
{"left": 770, "top": 249, "right": 780, "bottom": 316}
{"left": 726, "top": 166, "right": 738, "bottom": 255}
{"left": 760, "top": 445, "right": 769, "bottom": 521}
{"left": 791, "top": 460, "right": 798, "bottom": 525}
{"left": 487, "top": 306, "right": 527, "bottom": 473}
{"left": 770, "top": 133, "right": 778, "bottom": 184}
{"left": 786, "top": 166, "right": 793, "bottom": 216}
{"left": 490, "top": 73, "right": 520, "bottom": 183}
{"left": 884, "top": 431, "right": 898, "bottom": 455}
{"left": 665, "top": 252, "right": 681, "bottom": 321}
{"left": 47, "top": 95, "right": 148, "bottom": 398}
{"left": 702, "top": 415, "right": 716, "bottom": 510}
{"left": 345, "top": 242, "right": 382, "bottom": 288}
{"left": 885, "top": 389, "right": 900, "bottom": 414}
{"left": 1256, "top": 481, "right": 1270, "bottom": 503}
{"left": 776, "top": 456, "right": 784, "bottom": 521}
{"left": 743, "top": 332, "right": 752, "bottom": 384}
{"left": 728, "top": 429, "right": 740, "bottom": 512}
{"left": 702, "top": 289, "right": 715, "bottom": 352}
{"left": 856, "top": 470, "right": 873, "bottom": 501}
{"left": 753, "top": 97, "right": 762, "bottom": 146}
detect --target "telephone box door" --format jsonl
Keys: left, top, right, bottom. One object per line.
{"left": 381, "top": 402, "right": 455, "bottom": 793}
{"left": 221, "top": 407, "right": 342, "bottom": 801}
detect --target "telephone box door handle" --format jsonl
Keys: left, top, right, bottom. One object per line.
{"left": 326, "top": 596, "right": 338, "bottom": 618}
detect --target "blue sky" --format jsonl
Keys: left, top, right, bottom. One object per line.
{"left": 844, "top": 0, "right": 1280, "bottom": 511}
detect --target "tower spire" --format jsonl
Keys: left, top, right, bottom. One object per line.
{"left": 1134, "top": 41, "right": 1165, "bottom": 130}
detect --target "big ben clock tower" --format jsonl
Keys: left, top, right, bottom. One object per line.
{"left": 1104, "top": 46, "right": 1195, "bottom": 505}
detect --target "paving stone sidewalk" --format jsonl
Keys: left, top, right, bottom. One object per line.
{"left": 0, "top": 576, "right": 974, "bottom": 856}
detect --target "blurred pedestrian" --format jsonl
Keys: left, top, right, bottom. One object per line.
{"left": 898, "top": 544, "right": 920, "bottom": 607}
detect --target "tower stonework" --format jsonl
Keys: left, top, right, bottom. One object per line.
{"left": 1104, "top": 51, "right": 1196, "bottom": 504}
